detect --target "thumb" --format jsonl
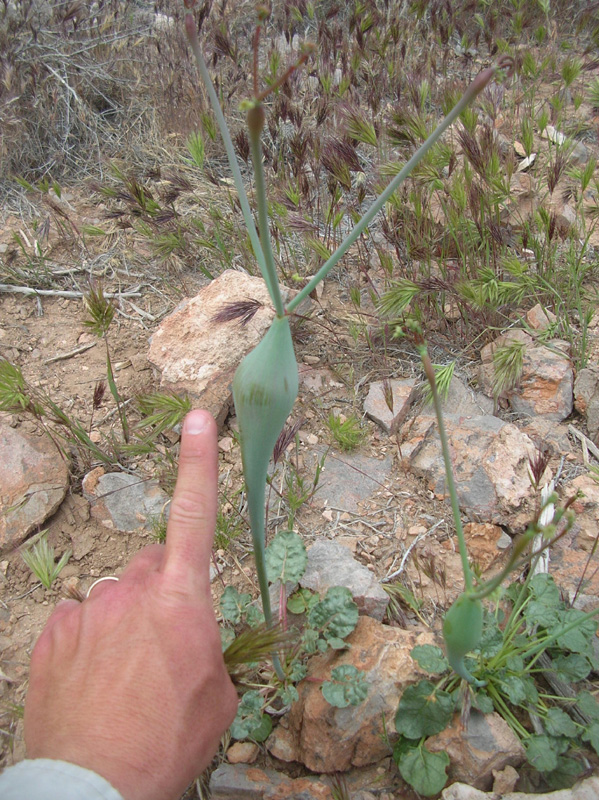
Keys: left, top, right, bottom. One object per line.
{"left": 162, "top": 410, "right": 218, "bottom": 592}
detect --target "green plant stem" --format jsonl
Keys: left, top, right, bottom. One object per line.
{"left": 286, "top": 59, "right": 512, "bottom": 314}
{"left": 184, "top": 13, "right": 267, "bottom": 279}
{"left": 248, "top": 110, "right": 285, "bottom": 317}
{"left": 524, "top": 606, "right": 599, "bottom": 669}
{"left": 486, "top": 682, "right": 529, "bottom": 739}
{"left": 420, "top": 345, "right": 473, "bottom": 592}
{"left": 105, "top": 339, "right": 129, "bottom": 443}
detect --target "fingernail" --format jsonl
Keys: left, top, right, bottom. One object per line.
{"left": 184, "top": 411, "right": 210, "bottom": 435}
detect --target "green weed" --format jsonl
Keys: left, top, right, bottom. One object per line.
{"left": 327, "top": 412, "right": 365, "bottom": 451}
{"left": 21, "top": 532, "right": 71, "bottom": 590}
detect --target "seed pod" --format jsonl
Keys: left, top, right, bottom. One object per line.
{"left": 232, "top": 315, "right": 298, "bottom": 622}
{"left": 443, "top": 593, "right": 485, "bottom": 686}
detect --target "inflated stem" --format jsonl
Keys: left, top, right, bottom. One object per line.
{"left": 442, "top": 593, "right": 485, "bottom": 686}
{"left": 232, "top": 315, "right": 298, "bottom": 629}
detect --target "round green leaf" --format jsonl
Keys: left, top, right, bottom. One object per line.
{"left": 525, "top": 735, "right": 559, "bottom": 772}
{"left": 545, "top": 708, "right": 577, "bottom": 739}
{"left": 322, "top": 665, "right": 368, "bottom": 708}
{"left": 582, "top": 721, "right": 599, "bottom": 755}
{"left": 266, "top": 530, "right": 307, "bottom": 584}
{"left": 220, "top": 585, "right": 251, "bottom": 624}
{"left": 395, "top": 680, "right": 455, "bottom": 739}
{"left": 287, "top": 587, "right": 317, "bottom": 615}
{"left": 247, "top": 713, "right": 272, "bottom": 743}
{"left": 577, "top": 691, "right": 599, "bottom": 722}
{"left": 552, "top": 653, "right": 591, "bottom": 682}
{"left": 308, "top": 586, "right": 359, "bottom": 640}
{"left": 411, "top": 644, "right": 448, "bottom": 674}
{"left": 397, "top": 746, "right": 449, "bottom": 796}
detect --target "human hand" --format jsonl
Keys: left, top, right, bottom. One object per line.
{"left": 24, "top": 410, "right": 238, "bottom": 800}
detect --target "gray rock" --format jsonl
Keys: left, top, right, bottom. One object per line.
{"left": 574, "top": 365, "right": 599, "bottom": 442}
{"left": 300, "top": 541, "right": 389, "bottom": 620}
{"left": 363, "top": 378, "right": 417, "bottom": 434}
{"left": 210, "top": 763, "right": 284, "bottom": 799}
{"left": 0, "top": 420, "right": 69, "bottom": 553}
{"left": 427, "top": 711, "right": 525, "bottom": 790}
{"left": 82, "top": 468, "right": 169, "bottom": 532}
{"left": 210, "top": 763, "right": 334, "bottom": 799}
{"left": 442, "top": 775, "right": 599, "bottom": 800}
{"left": 409, "top": 415, "right": 537, "bottom": 531}
{"left": 311, "top": 449, "right": 393, "bottom": 513}
{"left": 437, "top": 376, "right": 493, "bottom": 419}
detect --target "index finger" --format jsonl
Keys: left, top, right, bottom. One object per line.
{"left": 162, "top": 410, "right": 218, "bottom": 592}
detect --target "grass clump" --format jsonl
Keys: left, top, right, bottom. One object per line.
{"left": 327, "top": 412, "right": 365, "bottom": 451}
{"left": 21, "top": 532, "right": 71, "bottom": 590}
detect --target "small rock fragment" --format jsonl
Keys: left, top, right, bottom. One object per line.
{"left": 363, "top": 379, "right": 417, "bottom": 434}
{"left": 300, "top": 541, "right": 389, "bottom": 620}
{"left": 426, "top": 711, "right": 525, "bottom": 790}
{"left": 464, "top": 523, "right": 506, "bottom": 571}
{"left": 83, "top": 470, "right": 169, "bottom": 533}
{"left": 0, "top": 421, "right": 69, "bottom": 553}
{"left": 226, "top": 741, "right": 260, "bottom": 764}
{"left": 492, "top": 765, "right": 519, "bottom": 794}
{"left": 526, "top": 304, "right": 557, "bottom": 331}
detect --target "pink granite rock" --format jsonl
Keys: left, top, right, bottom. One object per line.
{"left": 0, "top": 421, "right": 69, "bottom": 553}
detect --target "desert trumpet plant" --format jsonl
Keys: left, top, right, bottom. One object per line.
{"left": 184, "top": 1, "right": 514, "bottom": 674}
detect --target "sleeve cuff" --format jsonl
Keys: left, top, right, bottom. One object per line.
{"left": 0, "top": 759, "right": 125, "bottom": 800}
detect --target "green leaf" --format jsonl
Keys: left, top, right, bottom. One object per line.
{"left": 545, "top": 708, "right": 578, "bottom": 739}
{"left": 396, "top": 746, "right": 450, "bottom": 796}
{"left": 220, "top": 585, "right": 252, "bottom": 624}
{"left": 328, "top": 637, "right": 349, "bottom": 650}
{"left": 411, "top": 645, "right": 449, "bottom": 674}
{"left": 555, "top": 609, "right": 597, "bottom": 656}
{"left": 478, "top": 617, "right": 504, "bottom": 658}
{"left": 220, "top": 627, "right": 235, "bottom": 651}
{"left": 582, "top": 721, "right": 599, "bottom": 755}
{"left": 525, "top": 574, "right": 561, "bottom": 628}
{"left": 266, "top": 530, "right": 307, "bottom": 584}
{"left": 322, "top": 665, "right": 368, "bottom": 708}
{"left": 577, "top": 691, "right": 599, "bottom": 722}
{"left": 500, "top": 676, "right": 529, "bottom": 706}
{"left": 247, "top": 714, "right": 272, "bottom": 743}
{"left": 395, "top": 680, "right": 455, "bottom": 739}
{"left": 552, "top": 653, "right": 591, "bottom": 682}
{"left": 544, "top": 756, "right": 585, "bottom": 790}
{"left": 230, "top": 690, "right": 271, "bottom": 741}
{"left": 525, "top": 735, "right": 559, "bottom": 772}
{"left": 472, "top": 691, "right": 494, "bottom": 714}
{"left": 280, "top": 685, "right": 299, "bottom": 705}
{"left": 302, "top": 628, "right": 319, "bottom": 654}
{"left": 308, "top": 586, "right": 359, "bottom": 641}
{"left": 288, "top": 662, "right": 307, "bottom": 682}
{"left": 287, "top": 587, "right": 318, "bottom": 615}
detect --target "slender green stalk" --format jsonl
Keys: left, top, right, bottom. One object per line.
{"left": 420, "top": 345, "right": 473, "bottom": 591}
{"left": 286, "top": 57, "right": 513, "bottom": 314}
{"left": 247, "top": 105, "right": 285, "bottom": 317}
{"left": 524, "top": 606, "right": 599, "bottom": 667}
{"left": 184, "top": 13, "right": 268, "bottom": 283}
{"left": 105, "top": 339, "right": 129, "bottom": 443}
